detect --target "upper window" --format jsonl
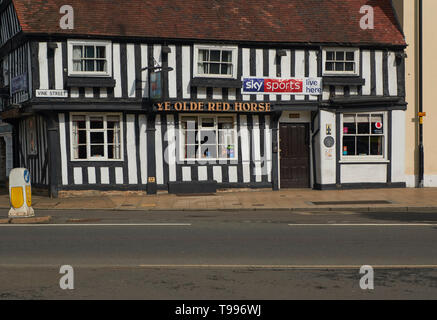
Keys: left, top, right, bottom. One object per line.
{"left": 70, "top": 113, "right": 123, "bottom": 161}
{"left": 180, "top": 115, "right": 237, "bottom": 161}
{"left": 194, "top": 45, "right": 238, "bottom": 78}
{"left": 341, "top": 113, "right": 386, "bottom": 160}
{"left": 68, "top": 40, "right": 112, "bottom": 76}
{"left": 323, "top": 48, "right": 360, "bottom": 76}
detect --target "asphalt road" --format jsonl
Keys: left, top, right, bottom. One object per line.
{"left": 1, "top": 209, "right": 437, "bottom": 299}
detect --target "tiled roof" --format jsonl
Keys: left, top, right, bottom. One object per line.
{"left": 13, "top": 0, "right": 406, "bottom": 46}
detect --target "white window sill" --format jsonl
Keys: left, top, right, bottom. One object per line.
{"left": 339, "top": 159, "right": 389, "bottom": 164}
{"left": 70, "top": 159, "right": 124, "bottom": 162}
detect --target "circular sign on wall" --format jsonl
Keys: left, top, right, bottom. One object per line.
{"left": 324, "top": 136, "right": 335, "bottom": 148}
{"left": 375, "top": 122, "right": 383, "bottom": 130}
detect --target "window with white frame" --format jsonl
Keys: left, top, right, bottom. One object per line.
{"left": 180, "top": 115, "right": 237, "bottom": 160}
{"left": 71, "top": 113, "right": 122, "bottom": 161}
{"left": 323, "top": 48, "right": 359, "bottom": 75}
{"left": 194, "top": 45, "right": 238, "bottom": 78}
{"left": 68, "top": 40, "right": 112, "bottom": 76}
{"left": 341, "top": 113, "right": 385, "bottom": 159}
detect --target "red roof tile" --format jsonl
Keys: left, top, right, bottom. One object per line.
{"left": 13, "top": 0, "right": 406, "bottom": 46}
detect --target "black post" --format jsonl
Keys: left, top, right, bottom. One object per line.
{"left": 271, "top": 111, "right": 282, "bottom": 191}
{"left": 45, "top": 113, "right": 61, "bottom": 198}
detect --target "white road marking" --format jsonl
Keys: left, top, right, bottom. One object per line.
{"left": 2, "top": 264, "right": 437, "bottom": 269}
{"left": 0, "top": 223, "right": 192, "bottom": 227}
{"left": 288, "top": 223, "right": 437, "bottom": 227}
{"left": 134, "top": 264, "right": 437, "bottom": 269}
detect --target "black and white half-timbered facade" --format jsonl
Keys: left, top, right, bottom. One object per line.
{"left": 0, "top": 0, "right": 407, "bottom": 197}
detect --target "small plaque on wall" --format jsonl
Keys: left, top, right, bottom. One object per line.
{"left": 324, "top": 136, "right": 335, "bottom": 148}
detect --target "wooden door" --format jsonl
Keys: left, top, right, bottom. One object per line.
{"left": 279, "top": 123, "right": 310, "bottom": 188}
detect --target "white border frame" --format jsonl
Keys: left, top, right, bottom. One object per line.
{"left": 322, "top": 47, "right": 360, "bottom": 76}
{"left": 67, "top": 39, "right": 113, "bottom": 77}
{"left": 193, "top": 44, "right": 238, "bottom": 79}
{"left": 339, "top": 112, "right": 388, "bottom": 163}
{"left": 178, "top": 113, "right": 238, "bottom": 162}
{"left": 69, "top": 112, "right": 124, "bottom": 162}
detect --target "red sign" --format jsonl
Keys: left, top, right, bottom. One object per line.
{"left": 264, "top": 79, "right": 303, "bottom": 93}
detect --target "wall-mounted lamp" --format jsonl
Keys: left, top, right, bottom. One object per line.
{"left": 161, "top": 45, "right": 171, "bottom": 54}
{"left": 47, "top": 42, "right": 58, "bottom": 50}
{"left": 276, "top": 49, "right": 287, "bottom": 57}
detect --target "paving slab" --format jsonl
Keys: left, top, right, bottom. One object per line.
{"left": 0, "top": 188, "right": 436, "bottom": 212}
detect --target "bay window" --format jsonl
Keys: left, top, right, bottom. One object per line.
{"left": 71, "top": 113, "right": 122, "bottom": 161}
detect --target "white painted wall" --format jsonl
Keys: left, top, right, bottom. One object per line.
{"left": 341, "top": 164, "right": 387, "bottom": 183}
{"left": 392, "top": 110, "right": 406, "bottom": 183}
{"left": 318, "top": 110, "right": 336, "bottom": 185}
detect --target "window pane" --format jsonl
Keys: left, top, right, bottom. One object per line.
{"left": 357, "top": 115, "right": 370, "bottom": 134}
{"left": 198, "top": 62, "right": 206, "bottom": 74}
{"left": 200, "top": 145, "right": 217, "bottom": 159}
{"left": 335, "top": 62, "right": 344, "bottom": 71}
{"left": 185, "top": 145, "right": 198, "bottom": 159}
{"left": 199, "top": 49, "right": 208, "bottom": 62}
{"left": 85, "top": 46, "right": 95, "bottom": 58}
{"left": 90, "top": 132, "right": 104, "bottom": 144}
{"left": 325, "top": 62, "right": 334, "bottom": 71}
{"left": 357, "top": 136, "right": 370, "bottom": 155}
{"left": 209, "top": 63, "right": 220, "bottom": 74}
{"left": 78, "top": 130, "right": 86, "bottom": 144}
{"left": 221, "top": 64, "right": 231, "bottom": 75}
{"left": 218, "top": 118, "right": 233, "bottom": 129}
{"left": 90, "top": 117, "right": 104, "bottom": 129}
{"left": 345, "top": 62, "right": 354, "bottom": 71}
{"left": 371, "top": 115, "right": 384, "bottom": 134}
{"left": 184, "top": 130, "right": 197, "bottom": 145}
{"left": 73, "top": 116, "right": 86, "bottom": 129}
{"left": 200, "top": 130, "right": 216, "bottom": 145}
{"left": 343, "top": 114, "right": 356, "bottom": 134}
{"left": 182, "top": 117, "right": 197, "bottom": 129}
{"left": 107, "top": 144, "right": 121, "bottom": 159}
{"left": 107, "top": 115, "right": 120, "bottom": 124}
{"left": 210, "top": 50, "right": 220, "bottom": 62}
{"left": 326, "top": 51, "right": 335, "bottom": 60}
{"left": 218, "top": 130, "right": 234, "bottom": 145}
{"left": 96, "top": 46, "right": 106, "bottom": 58}
{"left": 73, "top": 46, "right": 83, "bottom": 59}
{"left": 85, "top": 60, "right": 95, "bottom": 71}
{"left": 107, "top": 130, "right": 114, "bottom": 144}
{"left": 78, "top": 145, "right": 87, "bottom": 159}
{"left": 218, "top": 145, "right": 235, "bottom": 159}
{"left": 336, "top": 51, "right": 345, "bottom": 60}
{"left": 91, "top": 145, "right": 104, "bottom": 157}
{"left": 201, "top": 118, "right": 214, "bottom": 127}
{"left": 96, "top": 60, "right": 106, "bottom": 72}
{"left": 343, "top": 136, "right": 355, "bottom": 156}
{"left": 346, "top": 52, "right": 355, "bottom": 61}
{"left": 222, "top": 51, "right": 232, "bottom": 62}
{"left": 370, "top": 136, "right": 383, "bottom": 155}
{"left": 73, "top": 60, "right": 83, "bottom": 71}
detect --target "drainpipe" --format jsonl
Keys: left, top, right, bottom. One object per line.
{"left": 418, "top": 0, "right": 424, "bottom": 188}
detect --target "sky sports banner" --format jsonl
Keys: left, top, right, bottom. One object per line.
{"left": 242, "top": 77, "right": 322, "bottom": 95}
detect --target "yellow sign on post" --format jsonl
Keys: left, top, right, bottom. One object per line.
{"left": 9, "top": 168, "right": 34, "bottom": 218}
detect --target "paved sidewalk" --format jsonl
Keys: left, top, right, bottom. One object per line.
{"left": 1, "top": 187, "right": 437, "bottom": 212}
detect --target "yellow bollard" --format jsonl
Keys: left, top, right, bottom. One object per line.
{"left": 8, "top": 168, "right": 34, "bottom": 218}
